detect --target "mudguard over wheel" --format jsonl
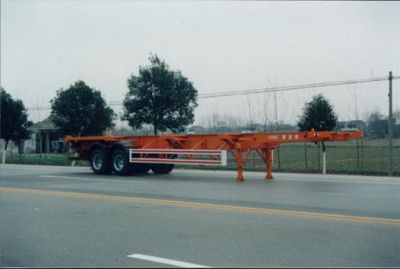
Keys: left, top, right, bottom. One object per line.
{"left": 151, "top": 163, "right": 174, "bottom": 174}
{"left": 111, "top": 149, "right": 130, "bottom": 176}
{"left": 90, "top": 149, "right": 111, "bottom": 174}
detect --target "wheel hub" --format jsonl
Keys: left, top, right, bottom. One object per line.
{"left": 113, "top": 154, "right": 125, "bottom": 171}
{"left": 92, "top": 154, "right": 103, "bottom": 170}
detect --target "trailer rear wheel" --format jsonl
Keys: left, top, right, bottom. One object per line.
{"left": 151, "top": 164, "right": 174, "bottom": 174}
{"left": 111, "top": 149, "right": 130, "bottom": 176}
{"left": 90, "top": 149, "right": 111, "bottom": 174}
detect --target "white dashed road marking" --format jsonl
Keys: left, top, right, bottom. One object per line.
{"left": 127, "top": 253, "right": 211, "bottom": 268}
{"left": 40, "top": 175, "right": 95, "bottom": 181}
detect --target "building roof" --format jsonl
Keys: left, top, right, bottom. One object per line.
{"left": 30, "top": 116, "right": 58, "bottom": 132}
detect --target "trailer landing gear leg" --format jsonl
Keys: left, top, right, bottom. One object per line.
{"left": 265, "top": 149, "right": 273, "bottom": 180}
{"left": 235, "top": 145, "right": 245, "bottom": 182}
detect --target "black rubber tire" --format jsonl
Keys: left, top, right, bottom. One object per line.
{"left": 151, "top": 163, "right": 174, "bottom": 174}
{"left": 130, "top": 163, "right": 150, "bottom": 175}
{"left": 111, "top": 149, "right": 130, "bottom": 176}
{"left": 90, "top": 149, "right": 111, "bottom": 174}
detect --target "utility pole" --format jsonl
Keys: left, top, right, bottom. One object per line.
{"left": 388, "top": 71, "right": 393, "bottom": 176}
{"left": 274, "top": 91, "right": 281, "bottom": 171}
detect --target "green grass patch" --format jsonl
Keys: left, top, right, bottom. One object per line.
{"left": 5, "top": 153, "right": 89, "bottom": 166}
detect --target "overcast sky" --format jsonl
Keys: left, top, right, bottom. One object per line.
{"left": 1, "top": 1, "right": 400, "bottom": 128}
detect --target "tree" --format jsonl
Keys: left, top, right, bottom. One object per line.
{"left": 366, "top": 111, "right": 388, "bottom": 139}
{"left": 298, "top": 94, "right": 338, "bottom": 174}
{"left": 122, "top": 54, "right": 198, "bottom": 135}
{"left": 50, "top": 81, "right": 115, "bottom": 136}
{"left": 0, "top": 88, "right": 32, "bottom": 163}
{"left": 394, "top": 110, "right": 400, "bottom": 138}
{"left": 298, "top": 94, "right": 338, "bottom": 131}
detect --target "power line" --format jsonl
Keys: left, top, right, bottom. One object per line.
{"left": 26, "top": 75, "right": 399, "bottom": 111}
{"left": 200, "top": 76, "right": 400, "bottom": 98}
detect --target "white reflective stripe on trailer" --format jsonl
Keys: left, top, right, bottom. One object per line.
{"left": 130, "top": 148, "right": 223, "bottom": 155}
{"left": 130, "top": 158, "right": 223, "bottom": 166}
{"left": 220, "top": 150, "right": 227, "bottom": 166}
{"left": 129, "top": 149, "right": 227, "bottom": 166}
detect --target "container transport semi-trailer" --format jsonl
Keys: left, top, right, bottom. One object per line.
{"left": 64, "top": 129, "right": 362, "bottom": 181}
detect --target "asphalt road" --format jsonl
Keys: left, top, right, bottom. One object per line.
{"left": 1, "top": 164, "right": 400, "bottom": 267}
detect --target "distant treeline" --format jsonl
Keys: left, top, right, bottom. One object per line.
{"left": 112, "top": 110, "right": 400, "bottom": 139}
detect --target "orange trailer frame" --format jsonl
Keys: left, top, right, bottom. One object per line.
{"left": 65, "top": 129, "right": 362, "bottom": 181}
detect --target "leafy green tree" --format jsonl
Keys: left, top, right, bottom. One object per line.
{"left": 298, "top": 94, "right": 338, "bottom": 132}
{"left": 298, "top": 94, "right": 338, "bottom": 162}
{"left": 1, "top": 88, "right": 32, "bottom": 163}
{"left": 50, "top": 81, "right": 115, "bottom": 136}
{"left": 122, "top": 54, "right": 198, "bottom": 135}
